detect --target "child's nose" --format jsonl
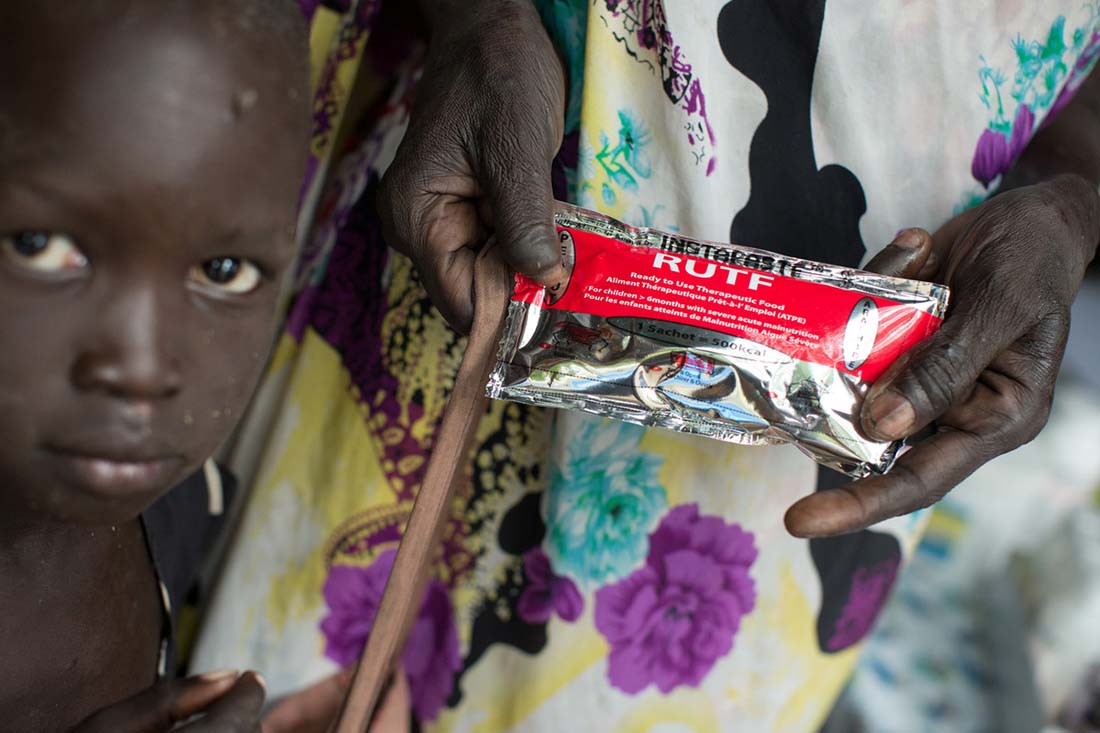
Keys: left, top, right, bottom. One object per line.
{"left": 70, "top": 286, "right": 183, "bottom": 401}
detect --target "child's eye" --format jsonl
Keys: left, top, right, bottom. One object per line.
{"left": 0, "top": 231, "right": 89, "bottom": 274}
{"left": 189, "top": 257, "right": 263, "bottom": 295}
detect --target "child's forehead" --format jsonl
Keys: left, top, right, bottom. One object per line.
{"left": 0, "top": 3, "right": 308, "bottom": 257}
{"left": 3, "top": 3, "right": 307, "bottom": 172}
{"left": 5, "top": 1, "right": 306, "bottom": 100}
{"left": 3, "top": 38, "right": 242, "bottom": 179}
{"left": 11, "top": 7, "right": 260, "bottom": 88}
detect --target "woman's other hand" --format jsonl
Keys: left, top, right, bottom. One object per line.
{"left": 787, "top": 175, "right": 1100, "bottom": 537}
{"left": 263, "top": 666, "right": 411, "bottom": 733}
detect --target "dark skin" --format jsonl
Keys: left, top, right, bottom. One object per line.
{"left": 378, "top": 0, "right": 1100, "bottom": 537}
{"left": 0, "top": 2, "right": 308, "bottom": 730}
{"left": 279, "top": 2, "right": 1100, "bottom": 728}
{"left": 785, "top": 71, "right": 1100, "bottom": 536}
{"left": 378, "top": 0, "right": 568, "bottom": 333}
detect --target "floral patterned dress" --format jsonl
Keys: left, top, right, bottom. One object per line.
{"left": 191, "top": 2, "right": 1100, "bottom": 731}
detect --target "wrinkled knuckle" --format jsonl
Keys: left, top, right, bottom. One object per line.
{"left": 1037, "top": 175, "right": 1094, "bottom": 234}
{"left": 464, "top": 32, "right": 530, "bottom": 90}
{"left": 1014, "top": 418, "right": 1046, "bottom": 448}
{"left": 1043, "top": 305, "right": 1072, "bottom": 334}
{"left": 1011, "top": 391, "right": 1052, "bottom": 448}
{"left": 461, "top": 4, "right": 547, "bottom": 72}
{"left": 954, "top": 409, "right": 1019, "bottom": 464}
{"left": 484, "top": 121, "right": 555, "bottom": 178}
{"left": 1017, "top": 324, "right": 1065, "bottom": 368}
{"left": 978, "top": 372, "right": 1052, "bottom": 450}
{"left": 483, "top": 126, "right": 528, "bottom": 168}
{"left": 906, "top": 348, "right": 966, "bottom": 414}
{"left": 467, "top": 64, "right": 561, "bottom": 154}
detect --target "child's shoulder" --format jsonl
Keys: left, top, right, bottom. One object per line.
{"left": 0, "top": 519, "right": 163, "bottom": 729}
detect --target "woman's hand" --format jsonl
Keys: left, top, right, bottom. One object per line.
{"left": 787, "top": 174, "right": 1100, "bottom": 537}
{"left": 71, "top": 671, "right": 265, "bottom": 732}
{"left": 378, "top": 0, "right": 566, "bottom": 332}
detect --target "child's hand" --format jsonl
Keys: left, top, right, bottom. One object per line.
{"left": 71, "top": 670, "right": 265, "bottom": 732}
{"left": 263, "top": 666, "right": 411, "bottom": 733}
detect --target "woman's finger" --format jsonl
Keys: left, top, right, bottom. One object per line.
{"left": 784, "top": 424, "right": 987, "bottom": 537}
{"left": 862, "top": 228, "right": 934, "bottom": 280}
{"left": 787, "top": 336, "right": 1051, "bottom": 537}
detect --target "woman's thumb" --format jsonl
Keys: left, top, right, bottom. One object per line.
{"left": 485, "top": 163, "right": 566, "bottom": 288}
{"left": 863, "top": 228, "right": 935, "bottom": 279}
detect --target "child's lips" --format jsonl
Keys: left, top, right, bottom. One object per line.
{"left": 45, "top": 446, "right": 184, "bottom": 496}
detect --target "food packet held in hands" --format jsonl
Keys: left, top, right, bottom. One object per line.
{"left": 487, "top": 203, "right": 950, "bottom": 477}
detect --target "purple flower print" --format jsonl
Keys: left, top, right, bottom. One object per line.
{"left": 594, "top": 504, "right": 757, "bottom": 694}
{"left": 518, "top": 548, "right": 584, "bottom": 624}
{"left": 297, "top": 0, "right": 322, "bottom": 19}
{"left": 971, "top": 126, "right": 1008, "bottom": 187}
{"left": 321, "top": 550, "right": 461, "bottom": 722}
{"left": 971, "top": 104, "right": 1035, "bottom": 188}
{"left": 1007, "top": 104, "right": 1035, "bottom": 161}
{"left": 300, "top": 0, "right": 356, "bottom": 16}
{"left": 599, "top": 0, "right": 716, "bottom": 174}
{"left": 825, "top": 557, "right": 899, "bottom": 652}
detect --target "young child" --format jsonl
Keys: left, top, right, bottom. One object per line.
{"left": 0, "top": 0, "right": 309, "bottom": 729}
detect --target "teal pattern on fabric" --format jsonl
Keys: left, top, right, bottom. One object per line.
{"left": 963, "top": 3, "right": 1100, "bottom": 206}
{"left": 577, "top": 108, "right": 655, "bottom": 212}
{"left": 543, "top": 418, "right": 668, "bottom": 588}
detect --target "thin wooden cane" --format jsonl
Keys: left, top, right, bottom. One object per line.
{"left": 333, "top": 247, "right": 513, "bottom": 732}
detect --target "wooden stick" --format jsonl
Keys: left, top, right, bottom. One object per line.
{"left": 333, "top": 248, "right": 512, "bottom": 732}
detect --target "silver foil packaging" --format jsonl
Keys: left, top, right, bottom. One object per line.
{"left": 486, "top": 203, "right": 950, "bottom": 477}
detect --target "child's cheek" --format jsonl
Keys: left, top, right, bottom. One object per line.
{"left": 178, "top": 325, "right": 273, "bottom": 451}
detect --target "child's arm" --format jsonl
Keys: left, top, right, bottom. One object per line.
{"left": 71, "top": 671, "right": 264, "bottom": 732}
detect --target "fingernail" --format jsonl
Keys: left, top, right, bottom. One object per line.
{"left": 866, "top": 390, "right": 916, "bottom": 439}
{"left": 919, "top": 249, "right": 940, "bottom": 276}
{"left": 891, "top": 228, "right": 924, "bottom": 249}
{"left": 252, "top": 672, "right": 268, "bottom": 692}
{"left": 197, "top": 669, "right": 240, "bottom": 683}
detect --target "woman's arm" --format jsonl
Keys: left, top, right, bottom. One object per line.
{"left": 1002, "top": 68, "right": 1100, "bottom": 191}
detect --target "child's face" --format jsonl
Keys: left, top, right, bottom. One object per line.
{"left": 0, "top": 6, "right": 309, "bottom": 525}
